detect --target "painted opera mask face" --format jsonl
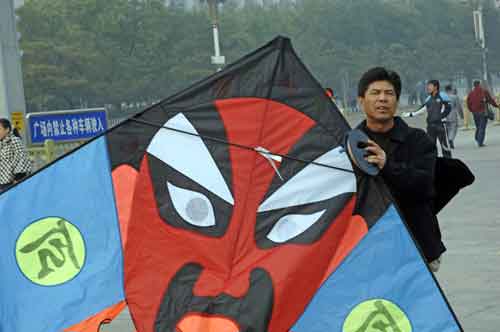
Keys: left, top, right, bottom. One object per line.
{"left": 122, "top": 98, "right": 364, "bottom": 332}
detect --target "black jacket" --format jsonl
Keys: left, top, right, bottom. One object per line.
{"left": 423, "top": 92, "right": 452, "bottom": 125}
{"left": 358, "top": 117, "right": 445, "bottom": 262}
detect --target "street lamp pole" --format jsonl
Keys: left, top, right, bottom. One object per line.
{"left": 479, "top": 5, "right": 489, "bottom": 85}
{"left": 472, "top": 0, "right": 489, "bottom": 85}
{"left": 0, "top": 0, "right": 27, "bottom": 142}
{"left": 207, "top": 0, "right": 225, "bottom": 71}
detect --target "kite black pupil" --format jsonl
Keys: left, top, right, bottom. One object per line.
{"left": 186, "top": 198, "right": 209, "bottom": 222}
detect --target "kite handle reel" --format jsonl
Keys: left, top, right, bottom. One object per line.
{"left": 343, "top": 129, "right": 380, "bottom": 176}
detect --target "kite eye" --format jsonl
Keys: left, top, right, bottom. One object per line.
{"left": 167, "top": 182, "right": 216, "bottom": 228}
{"left": 266, "top": 210, "right": 326, "bottom": 243}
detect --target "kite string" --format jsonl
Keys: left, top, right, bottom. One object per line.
{"left": 129, "top": 117, "right": 354, "bottom": 174}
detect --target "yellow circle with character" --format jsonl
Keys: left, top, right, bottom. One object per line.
{"left": 343, "top": 299, "right": 412, "bottom": 332}
{"left": 15, "top": 217, "right": 86, "bottom": 286}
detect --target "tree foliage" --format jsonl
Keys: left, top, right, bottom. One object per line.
{"left": 17, "top": 0, "right": 500, "bottom": 115}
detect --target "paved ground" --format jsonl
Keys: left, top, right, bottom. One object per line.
{"left": 434, "top": 123, "right": 500, "bottom": 332}
{"left": 105, "top": 114, "right": 500, "bottom": 332}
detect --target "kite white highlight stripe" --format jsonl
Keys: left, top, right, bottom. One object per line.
{"left": 147, "top": 113, "right": 234, "bottom": 205}
{"left": 267, "top": 210, "right": 326, "bottom": 243}
{"left": 258, "top": 146, "right": 355, "bottom": 212}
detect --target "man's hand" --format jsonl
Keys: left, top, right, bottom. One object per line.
{"left": 364, "top": 140, "right": 387, "bottom": 170}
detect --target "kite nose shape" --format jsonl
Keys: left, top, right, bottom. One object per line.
{"left": 176, "top": 314, "right": 240, "bottom": 332}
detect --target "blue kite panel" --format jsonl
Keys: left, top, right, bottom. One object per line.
{"left": 292, "top": 205, "right": 461, "bottom": 332}
{"left": 0, "top": 137, "right": 124, "bottom": 332}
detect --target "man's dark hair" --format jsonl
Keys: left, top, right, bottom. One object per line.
{"left": 428, "top": 80, "right": 440, "bottom": 90}
{"left": 473, "top": 80, "right": 481, "bottom": 87}
{"left": 445, "top": 84, "right": 453, "bottom": 92}
{"left": 358, "top": 67, "right": 402, "bottom": 100}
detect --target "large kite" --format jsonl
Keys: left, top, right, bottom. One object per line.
{"left": 0, "top": 36, "right": 463, "bottom": 332}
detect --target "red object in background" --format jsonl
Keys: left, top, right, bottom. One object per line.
{"left": 325, "top": 88, "right": 333, "bottom": 98}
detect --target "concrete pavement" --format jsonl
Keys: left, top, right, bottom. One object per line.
{"left": 105, "top": 117, "right": 500, "bottom": 332}
{"left": 435, "top": 123, "right": 500, "bottom": 332}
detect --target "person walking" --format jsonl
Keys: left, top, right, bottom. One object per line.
{"left": 466, "top": 81, "right": 499, "bottom": 147}
{"left": 404, "top": 80, "right": 452, "bottom": 158}
{"left": 444, "top": 85, "right": 461, "bottom": 149}
{"left": 0, "top": 118, "right": 32, "bottom": 191}
{"left": 355, "top": 67, "right": 446, "bottom": 271}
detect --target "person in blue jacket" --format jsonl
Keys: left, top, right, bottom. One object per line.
{"left": 404, "top": 80, "right": 452, "bottom": 158}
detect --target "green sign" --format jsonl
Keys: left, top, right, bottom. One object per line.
{"left": 16, "top": 217, "right": 86, "bottom": 286}
{"left": 343, "top": 299, "right": 412, "bottom": 332}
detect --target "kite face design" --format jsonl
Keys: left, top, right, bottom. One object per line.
{"left": 0, "top": 36, "right": 462, "bottom": 332}
{"left": 123, "top": 98, "right": 358, "bottom": 332}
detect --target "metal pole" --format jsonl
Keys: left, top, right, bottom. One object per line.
{"left": 212, "top": 19, "right": 221, "bottom": 58}
{"left": 0, "top": 0, "right": 28, "bottom": 142}
{"left": 208, "top": 0, "right": 225, "bottom": 71}
{"left": 462, "top": 96, "right": 473, "bottom": 130}
{"left": 475, "top": 1, "right": 489, "bottom": 86}
{"left": 481, "top": 48, "right": 488, "bottom": 83}
{"left": 0, "top": 43, "right": 9, "bottom": 120}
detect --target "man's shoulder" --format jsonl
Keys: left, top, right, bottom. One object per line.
{"left": 396, "top": 118, "right": 429, "bottom": 142}
{"left": 410, "top": 127, "right": 435, "bottom": 151}
{"left": 357, "top": 117, "right": 427, "bottom": 140}
{"left": 407, "top": 126, "right": 428, "bottom": 139}
{"left": 402, "top": 121, "right": 425, "bottom": 137}
{"left": 468, "top": 88, "right": 480, "bottom": 97}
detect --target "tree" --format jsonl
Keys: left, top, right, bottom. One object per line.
{"left": 17, "top": 0, "right": 500, "bottom": 115}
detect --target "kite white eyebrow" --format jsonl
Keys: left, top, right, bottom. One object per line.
{"left": 258, "top": 146, "right": 355, "bottom": 212}
{"left": 146, "top": 113, "right": 234, "bottom": 205}
{"left": 267, "top": 210, "right": 326, "bottom": 243}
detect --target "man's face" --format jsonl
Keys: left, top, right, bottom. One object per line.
{"left": 358, "top": 80, "right": 398, "bottom": 124}
{"left": 427, "top": 83, "right": 437, "bottom": 95}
